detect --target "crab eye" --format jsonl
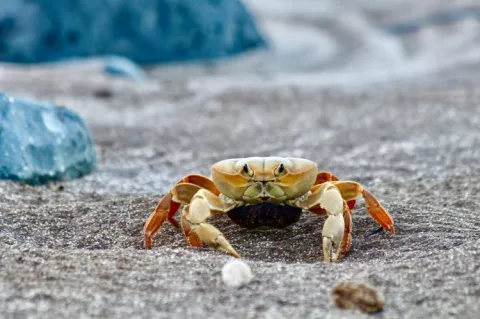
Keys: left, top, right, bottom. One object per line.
{"left": 242, "top": 164, "right": 254, "bottom": 177}
{"left": 275, "top": 163, "right": 286, "bottom": 176}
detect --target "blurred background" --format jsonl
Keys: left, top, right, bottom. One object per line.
{"left": 1, "top": 0, "right": 480, "bottom": 86}
{"left": 1, "top": 0, "right": 480, "bottom": 189}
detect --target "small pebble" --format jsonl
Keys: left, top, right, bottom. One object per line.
{"left": 332, "top": 282, "right": 385, "bottom": 313}
{"left": 103, "top": 56, "right": 147, "bottom": 81}
{"left": 221, "top": 259, "right": 253, "bottom": 288}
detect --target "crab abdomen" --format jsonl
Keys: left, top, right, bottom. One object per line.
{"left": 226, "top": 203, "right": 302, "bottom": 229}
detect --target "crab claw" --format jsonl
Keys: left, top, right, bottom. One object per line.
{"left": 322, "top": 213, "right": 345, "bottom": 262}
{"left": 194, "top": 223, "right": 241, "bottom": 258}
{"left": 180, "top": 189, "right": 241, "bottom": 258}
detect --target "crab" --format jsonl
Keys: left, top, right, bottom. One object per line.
{"left": 144, "top": 157, "right": 395, "bottom": 262}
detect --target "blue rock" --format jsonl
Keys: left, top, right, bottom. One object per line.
{"left": 104, "top": 56, "right": 147, "bottom": 81}
{"left": 0, "top": 92, "right": 96, "bottom": 185}
{"left": 0, "top": 0, "right": 266, "bottom": 64}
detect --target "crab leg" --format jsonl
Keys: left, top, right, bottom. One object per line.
{"left": 315, "top": 171, "right": 339, "bottom": 184}
{"left": 339, "top": 204, "right": 353, "bottom": 258}
{"left": 144, "top": 175, "right": 219, "bottom": 249}
{"left": 332, "top": 181, "right": 395, "bottom": 233}
{"left": 295, "top": 182, "right": 352, "bottom": 262}
{"left": 181, "top": 189, "right": 240, "bottom": 258}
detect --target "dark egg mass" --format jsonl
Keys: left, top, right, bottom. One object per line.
{"left": 226, "top": 203, "right": 303, "bottom": 229}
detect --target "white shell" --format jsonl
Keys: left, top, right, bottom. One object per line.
{"left": 221, "top": 259, "right": 254, "bottom": 288}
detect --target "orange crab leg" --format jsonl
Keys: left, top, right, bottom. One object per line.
{"left": 314, "top": 171, "right": 356, "bottom": 211}
{"left": 342, "top": 205, "right": 353, "bottom": 251}
{"left": 315, "top": 171, "right": 339, "bottom": 184}
{"left": 144, "top": 192, "right": 179, "bottom": 249}
{"left": 332, "top": 181, "right": 395, "bottom": 233}
{"left": 338, "top": 202, "right": 353, "bottom": 259}
{"left": 144, "top": 175, "right": 219, "bottom": 249}
{"left": 178, "top": 175, "right": 220, "bottom": 196}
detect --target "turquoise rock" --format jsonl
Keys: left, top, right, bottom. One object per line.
{"left": 0, "top": 0, "right": 266, "bottom": 64}
{"left": 0, "top": 92, "right": 96, "bottom": 185}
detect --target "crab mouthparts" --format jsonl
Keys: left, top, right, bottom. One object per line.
{"left": 259, "top": 196, "right": 270, "bottom": 201}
